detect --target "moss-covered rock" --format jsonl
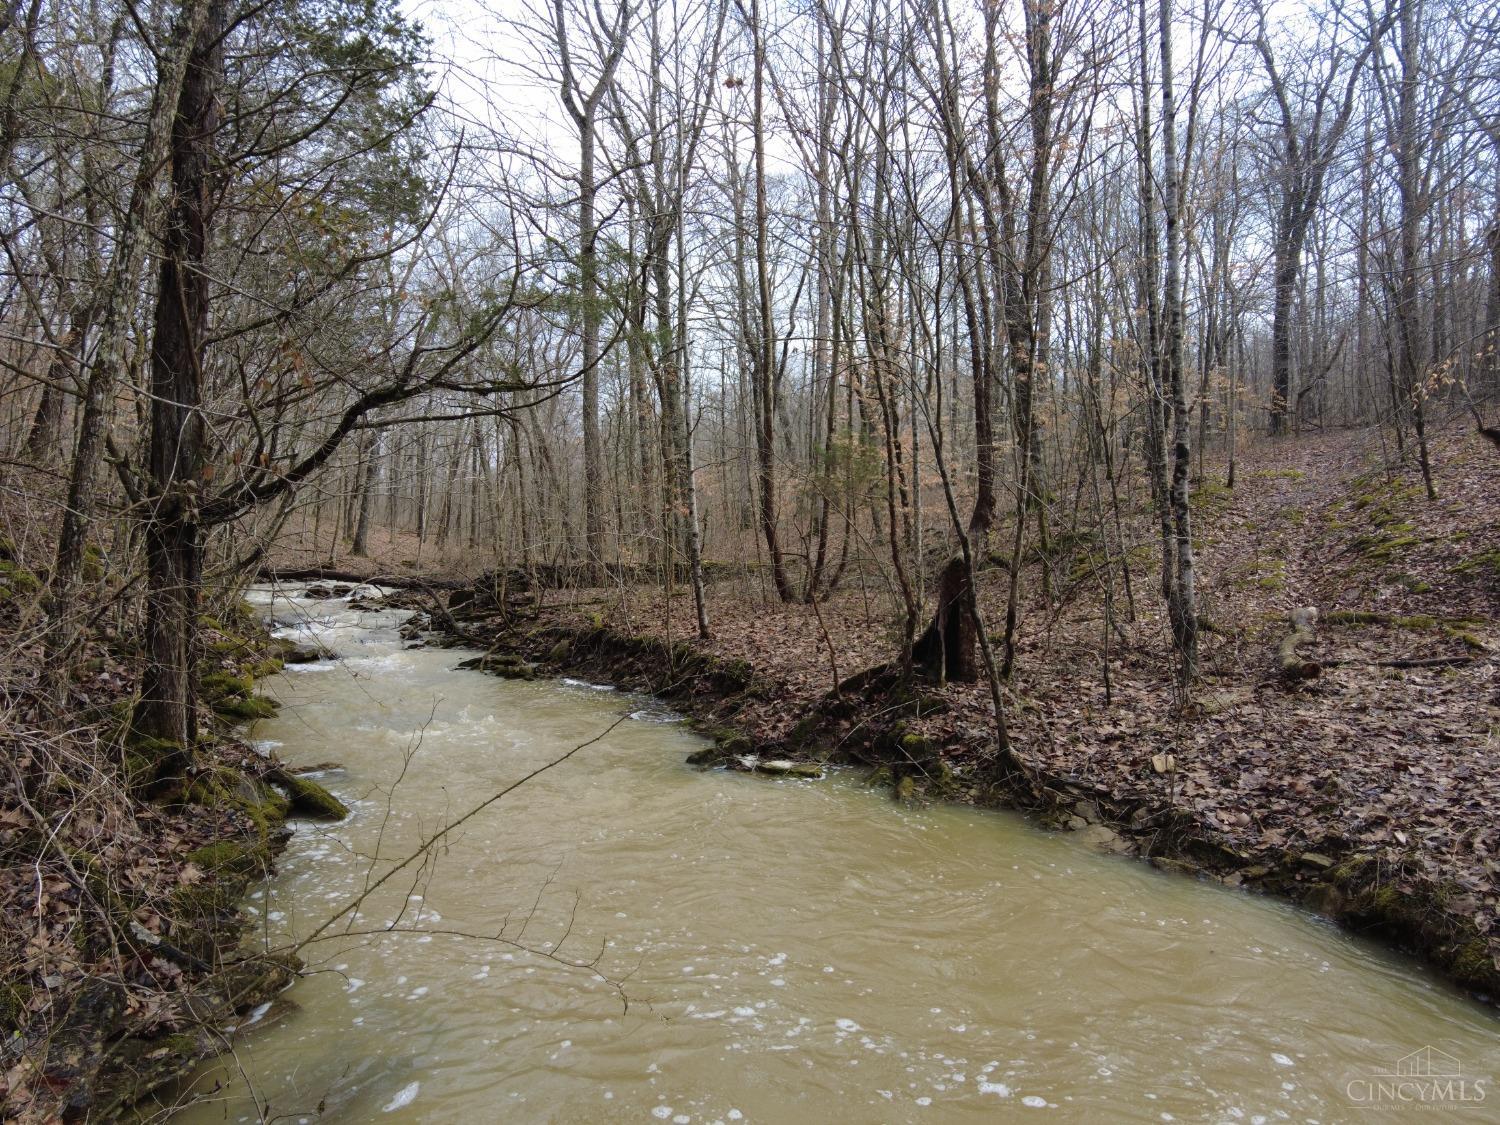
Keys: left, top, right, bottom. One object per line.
{"left": 213, "top": 695, "right": 280, "bottom": 722}
{"left": 924, "top": 759, "right": 960, "bottom": 799}
{"left": 186, "top": 839, "right": 268, "bottom": 877}
{"left": 1449, "top": 938, "right": 1498, "bottom": 988}
{"left": 752, "top": 759, "right": 823, "bottom": 779}
{"left": 456, "top": 653, "right": 538, "bottom": 680}
{"left": 92, "top": 1032, "right": 205, "bottom": 1120}
{"left": 249, "top": 656, "right": 285, "bottom": 679}
{"left": 898, "top": 732, "right": 935, "bottom": 763}
{"left": 692, "top": 725, "right": 753, "bottom": 758}
{"left": 713, "top": 658, "right": 754, "bottom": 692}
{"left": 273, "top": 773, "right": 349, "bottom": 820}
{"left": 201, "top": 670, "right": 253, "bottom": 701}
{"left": 183, "top": 770, "right": 290, "bottom": 853}
{"left": 686, "top": 745, "right": 728, "bottom": 767}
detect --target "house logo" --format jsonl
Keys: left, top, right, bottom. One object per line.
{"left": 1388, "top": 1047, "right": 1462, "bottom": 1078}
{"left": 1347, "top": 1046, "right": 1488, "bottom": 1109}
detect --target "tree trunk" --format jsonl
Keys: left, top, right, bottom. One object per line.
{"left": 745, "top": 0, "right": 793, "bottom": 602}
{"left": 134, "top": 0, "right": 226, "bottom": 774}
{"left": 351, "top": 429, "right": 380, "bottom": 556}
{"left": 46, "top": 0, "right": 212, "bottom": 670}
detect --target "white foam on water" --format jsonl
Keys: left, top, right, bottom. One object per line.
{"left": 835, "top": 1019, "right": 860, "bottom": 1033}
{"left": 1021, "top": 1095, "right": 1047, "bottom": 1108}
{"left": 382, "top": 1082, "right": 419, "bottom": 1112}
{"left": 240, "top": 1001, "right": 273, "bottom": 1028}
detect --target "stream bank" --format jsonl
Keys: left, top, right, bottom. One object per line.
{"left": 0, "top": 589, "right": 349, "bottom": 1122}
{"left": 425, "top": 590, "right": 1500, "bottom": 1008}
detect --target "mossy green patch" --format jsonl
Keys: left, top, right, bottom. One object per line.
{"left": 1190, "top": 477, "right": 1234, "bottom": 516}
{"left": 1449, "top": 938, "right": 1497, "bottom": 987}
{"left": 81, "top": 545, "right": 106, "bottom": 583}
{"left": 686, "top": 745, "right": 727, "bottom": 767}
{"left": 249, "top": 656, "right": 284, "bottom": 679}
{"left": 899, "top": 732, "right": 935, "bottom": 762}
{"left": 213, "top": 695, "right": 279, "bottom": 722}
{"left": 0, "top": 981, "right": 32, "bottom": 1028}
{"left": 784, "top": 713, "right": 824, "bottom": 750}
{"left": 1393, "top": 573, "right": 1432, "bottom": 594}
{"left": 1249, "top": 467, "right": 1306, "bottom": 482}
{"left": 200, "top": 671, "right": 252, "bottom": 701}
{"left": 706, "top": 727, "right": 752, "bottom": 756}
{"left": 1441, "top": 626, "right": 1489, "bottom": 652}
{"left": 183, "top": 770, "right": 290, "bottom": 849}
{"left": 1253, "top": 559, "right": 1287, "bottom": 590}
{"left": 186, "top": 840, "right": 266, "bottom": 876}
{"left": 1352, "top": 531, "right": 1421, "bottom": 563}
{"left": 275, "top": 774, "right": 348, "bottom": 820}
{"left": 1452, "top": 548, "right": 1500, "bottom": 578}
{"left": 0, "top": 559, "right": 41, "bottom": 604}
{"left": 122, "top": 733, "right": 183, "bottom": 786}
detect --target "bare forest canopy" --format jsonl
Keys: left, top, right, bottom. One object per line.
{"left": 1, "top": 0, "right": 1497, "bottom": 752}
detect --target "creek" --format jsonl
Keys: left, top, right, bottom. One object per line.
{"left": 175, "top": 586, "right": 1498, "bottom": 1123}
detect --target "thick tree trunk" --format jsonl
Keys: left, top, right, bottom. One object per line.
{"left": 24, "top": 359, "right": 67, "bottom": 461}
{"left": 744, "top": 0, "right": 793, "bottom": 602}
{"left": 910, "top": 11, "right": 998, "bottom": 683}
{"left": 134, "top": 0, "right": 226, "bottom": 773}
{"left": 1391, "top": 0, "right": 1437, "bottom": 499}
{"left": 1268, "top": 251, "right": 1298, "bottom": 435}
{"left": 46, "top": 0, "right": 211, "bottom": 670}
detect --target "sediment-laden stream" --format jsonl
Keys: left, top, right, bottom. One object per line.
{"left": 175, "top": 586, "right": 1497, "bottom": 1123}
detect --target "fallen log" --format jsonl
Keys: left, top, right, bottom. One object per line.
{"left": 1327, "top": 655, "right": 1477, "bottom": 670}
{"left": 256, "top": 566, "right": 466, "bottom": 590}
{"left": 1278, "top": 606, "right": 1321, "bottom": 680}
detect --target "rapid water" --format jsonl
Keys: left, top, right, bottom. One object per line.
{"left": 173, "top": 586, "right": 1497, "bottom": 1123}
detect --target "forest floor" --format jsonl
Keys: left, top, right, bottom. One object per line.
{"left": 431, "top": 420, "right": 1500, "bottom": 1000}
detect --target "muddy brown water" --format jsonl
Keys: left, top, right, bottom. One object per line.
{"left": 173, "top": 587, "right": 1497, "bottom": 1123}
